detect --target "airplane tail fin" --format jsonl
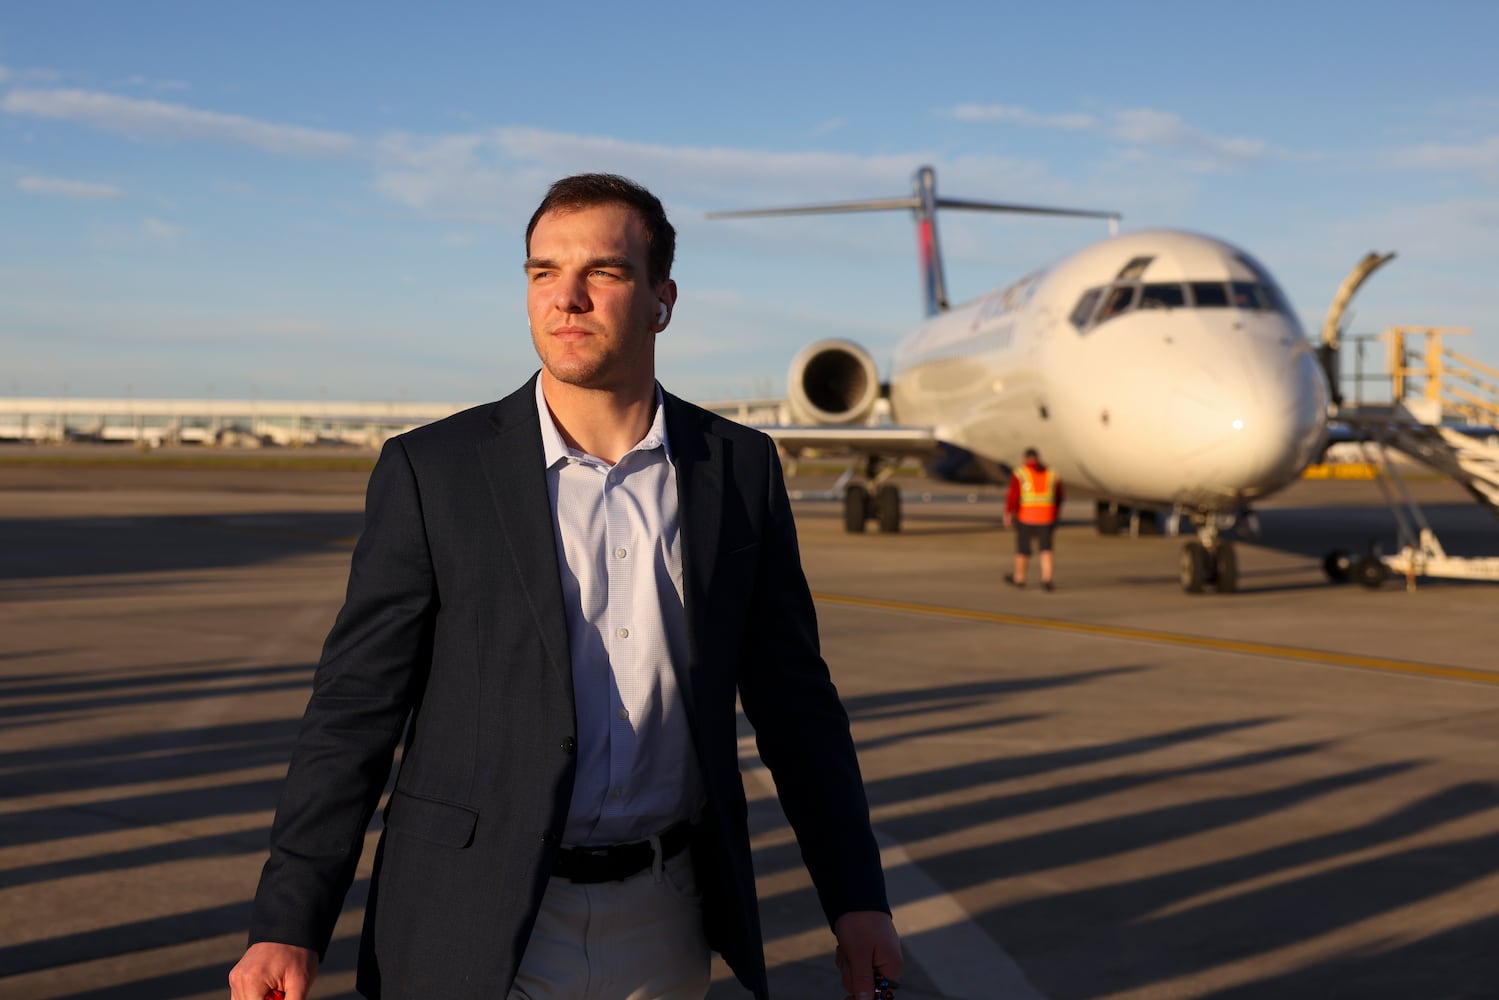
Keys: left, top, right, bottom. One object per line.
{"left": 707, "top": 166, "right": 1119, "bottom": 318}
{"left": 912, "top": 167, "right": 945, "bottom": 317}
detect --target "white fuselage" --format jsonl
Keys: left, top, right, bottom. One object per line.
{"left": 888, "top": 230, "right": 1329, "bottom": 512}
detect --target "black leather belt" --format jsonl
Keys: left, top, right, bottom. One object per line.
{"left": 552, "top": 822, "right": 693, "bottom": 884}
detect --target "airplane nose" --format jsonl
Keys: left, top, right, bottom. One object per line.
{"left": 1167, "top": 339, "right": 1327, "bottom": 495}
{"left": 1057, "top": 315, "right": 1330, "bottom": 504}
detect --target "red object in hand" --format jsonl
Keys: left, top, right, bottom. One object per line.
{"left": 265, "top": 991, "right": 286, "bottom": 1000}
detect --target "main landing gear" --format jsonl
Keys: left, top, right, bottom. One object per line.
{"left": 1095, "top": 500, "right": 1160, "bottom": 536}
{"left": 1178, "top": 515, "right": 1239, "bottom": 594}
{"left": 839, "top": 457, "right": 902, "bottom": 533}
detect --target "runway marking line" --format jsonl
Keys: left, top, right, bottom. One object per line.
{"left": 813, "top": 592, "right": 1499, "bottom": 687}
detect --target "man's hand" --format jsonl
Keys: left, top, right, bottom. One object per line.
{"left": 228, "top": 942, "right": 318, "bottom": 1000}
{"left": 834, "top": 910, "right": 901, "bottom": 1000}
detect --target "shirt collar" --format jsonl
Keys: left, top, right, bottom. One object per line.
{"left": 535, "top": 375, "right": 673, "bottom": 468}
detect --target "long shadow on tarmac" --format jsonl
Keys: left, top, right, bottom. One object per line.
{"left": 1255, "top": 501, "right": 1498, "bottom": 560}
{"left": 8, "top": 652, "right": 1499, "bottom": 996}
{"left": 737, "top": 670, "right": 1499, "bottom": 999}
{"left": 0, "top": 511, "right": 361, "bottom": 580}
{"left": 0, "top": 659, "right": 369, "bottom": 995}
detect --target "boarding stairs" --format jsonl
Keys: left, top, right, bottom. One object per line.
{"left": 1317, "top": 265, "right": 1499, "bottom": 585}
{"left": 1379, "top": 418, "right": 1499, "bottom": 515}
{"left": 1333, "top": 403, "right": 1499, "bottom": 587}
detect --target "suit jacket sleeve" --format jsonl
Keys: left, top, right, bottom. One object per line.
{"left": 249, "top": 436, "right": 437, "bottom": 956}
{"left": 734, "top": 434, "right": 889, "bottom": 924}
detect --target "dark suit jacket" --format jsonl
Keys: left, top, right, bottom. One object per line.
{"left": 249, "top": 375, "right": 889, "bottom": 999}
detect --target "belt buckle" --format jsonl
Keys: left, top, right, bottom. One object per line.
{"left": 576, "top": 845, "right": 615, "bottom": 858}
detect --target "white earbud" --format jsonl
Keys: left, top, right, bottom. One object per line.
{"left": 657, "top": 303, "right": 669, "bottom": 324}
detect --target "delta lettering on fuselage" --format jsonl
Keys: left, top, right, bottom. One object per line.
{"left": 973, "top": 268, "right": 1045, "bottom": 330}
{"left": 898, "top": 268, "right": 1047, "bottom": 363}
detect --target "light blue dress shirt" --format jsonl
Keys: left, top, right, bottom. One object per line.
{"left": 535, "top": 378, "right": 705, "bottom": 847}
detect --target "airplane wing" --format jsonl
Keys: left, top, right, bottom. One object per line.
{"left": 762, "top": 424, "right": 942, "bottom": 458}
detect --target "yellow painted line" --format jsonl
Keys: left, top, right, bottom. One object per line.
{"left": 812, "top": 591, "right": 1499, "bottom": 687}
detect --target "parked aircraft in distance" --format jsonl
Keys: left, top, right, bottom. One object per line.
{"left": 708, "top": 166, "right": 1330, "bottom": 594}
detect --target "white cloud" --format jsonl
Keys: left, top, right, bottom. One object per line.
{"left": 1387, "top": 136, "right": 1499, "bottom": 176}
{"left": 374, "top": 126, "right": 958, "bottom": 220}
{"left": 141, "top": 217, "right": 184, "bottom": 243}
{"left": 0, "top": 65, "right": 10, "bottom": 85}
{"left": 365, "top": 127, "right": 1136, "bottom": 276}
{"left": 122, "top": 74, "right": 191, "bottom": 93}
{"left": 945, "top": 102, "right": 1267, "bottom": 171}
{"left": 0, "top": 88, "right": 355, "bottom": 157}
{"left": 17, "top": 175, "right": 122, "bottom": 199}
{"left": 372, "top": 131, "right": 534, "bottom": 220}
{"left": 1111, "top": 108, "right": 1266, "bottom": 163}
{"left": 949, "top": 103, "right": 1098, "bottom": 131}
{"left": 1329, "top": 198, "right": 1499, "bottom": 262}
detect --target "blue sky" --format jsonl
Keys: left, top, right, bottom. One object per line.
{"left": 3, "top": 2, "right": 1497, "bottom": 405}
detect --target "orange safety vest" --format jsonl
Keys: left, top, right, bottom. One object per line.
{"left": 1016, "top": 466, "right": 1058, "bottom": 525}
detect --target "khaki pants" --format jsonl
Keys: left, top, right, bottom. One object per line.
{"left": 509, "top": 849, "right": 711, "bottom": 1000}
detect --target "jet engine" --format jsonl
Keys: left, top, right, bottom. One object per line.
{"left": 785, "top": 339, "right": 883, "bottom": 425}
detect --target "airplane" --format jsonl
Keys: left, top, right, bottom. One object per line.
{"left": 707, "top": 166, "right": 1330, "bottom": 594}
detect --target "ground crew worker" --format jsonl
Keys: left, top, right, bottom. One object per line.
{"left": 1003, "top": 447, "right": 1063, "bottom": 591}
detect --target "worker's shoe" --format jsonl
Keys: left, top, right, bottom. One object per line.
{"left": 1042, "top": 581, "right": 1055, "bottom": 592}
{"left": 1004, "top": 575, "right": 1024, "bottom": 588}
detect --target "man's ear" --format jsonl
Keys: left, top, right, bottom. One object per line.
{"left": 652, "top": 280, "right": 678, "bottom": 331}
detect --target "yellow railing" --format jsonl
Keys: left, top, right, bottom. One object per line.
{"left": 1387, "top": 326, "right": 1499, "bottom": 426}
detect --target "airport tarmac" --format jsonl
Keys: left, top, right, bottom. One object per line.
{"left": 2, "top": 449, "right": 1499, "bottom": 999}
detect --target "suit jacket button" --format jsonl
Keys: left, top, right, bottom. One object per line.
{"left": 560, "top": 737, "right": 576, "bottom": 753}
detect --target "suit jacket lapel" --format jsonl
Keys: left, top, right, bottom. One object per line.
{"left": 478, "top": 376, "right": 572, "bottom": 686}
{"left": 665, "top": 393, "right": 723, "bottom": 704}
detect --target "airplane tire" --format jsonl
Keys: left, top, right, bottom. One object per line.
{"left": 843, "top": 484, "right": 869, "bottom": 534}
{"left": 1213, "top": 541, "right": 1238, "bottom": 593}
{"left": 1353, "top": 555, "right": 1389, "bottom": 589}
{"left": 876, "top": 484, "right": 902, "bottom": 533}
{"left": 1179, "top": 542, "right": 1210, "bottom": 594}
{"left": 1323, "top": 550, "right": 1352, "bottom": 584}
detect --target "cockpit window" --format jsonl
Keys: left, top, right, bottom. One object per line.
{"left": 1190, "top": 282, "right": 1230, "bottom": 307}
{"left": 1116, "top": 256, "right": 1153, "bottom": 281}
{"left": 1231, "top": 281, "right": 1280, "bottom": 311}
{"left": 1069, "top": 288, "right": 1103, "bottom": 330}
{"left": 1140, "top": 283, "right": 1185, "bottom": 309}
{"left": 1073, "top": 278, "right": 1287, "bottom": 333}
{"left": 1097, "top": 284, "right": 1137, "bottom": 323}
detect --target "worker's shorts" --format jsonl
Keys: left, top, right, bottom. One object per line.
{"left": 1015, "top": 522, "right": 1055, "bottom": 555}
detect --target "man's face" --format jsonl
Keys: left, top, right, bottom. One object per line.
{"left": 524, "top": 202, "right": 674, "bottom": 393}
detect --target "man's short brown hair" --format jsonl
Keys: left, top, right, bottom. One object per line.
{"left": 526, "top": 174, "right": 676, "bottom": 286}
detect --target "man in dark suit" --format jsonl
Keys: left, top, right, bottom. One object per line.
{"left": 229, "top": 174, "right": 901, "bottom": 1000}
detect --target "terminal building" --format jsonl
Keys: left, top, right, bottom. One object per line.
{"left": 0, "top": 395, "right": 788, "bottom": 449}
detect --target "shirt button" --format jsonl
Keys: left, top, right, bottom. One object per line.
{"left": 617, "top": 627, "right": 629, "bottom": 639}
{"left": 615, "top": 547, "right": 627, "bottom": 559}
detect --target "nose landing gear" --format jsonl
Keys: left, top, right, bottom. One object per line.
{"left": 1179, "top": 515, "right": 1239, "bottom": 593}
